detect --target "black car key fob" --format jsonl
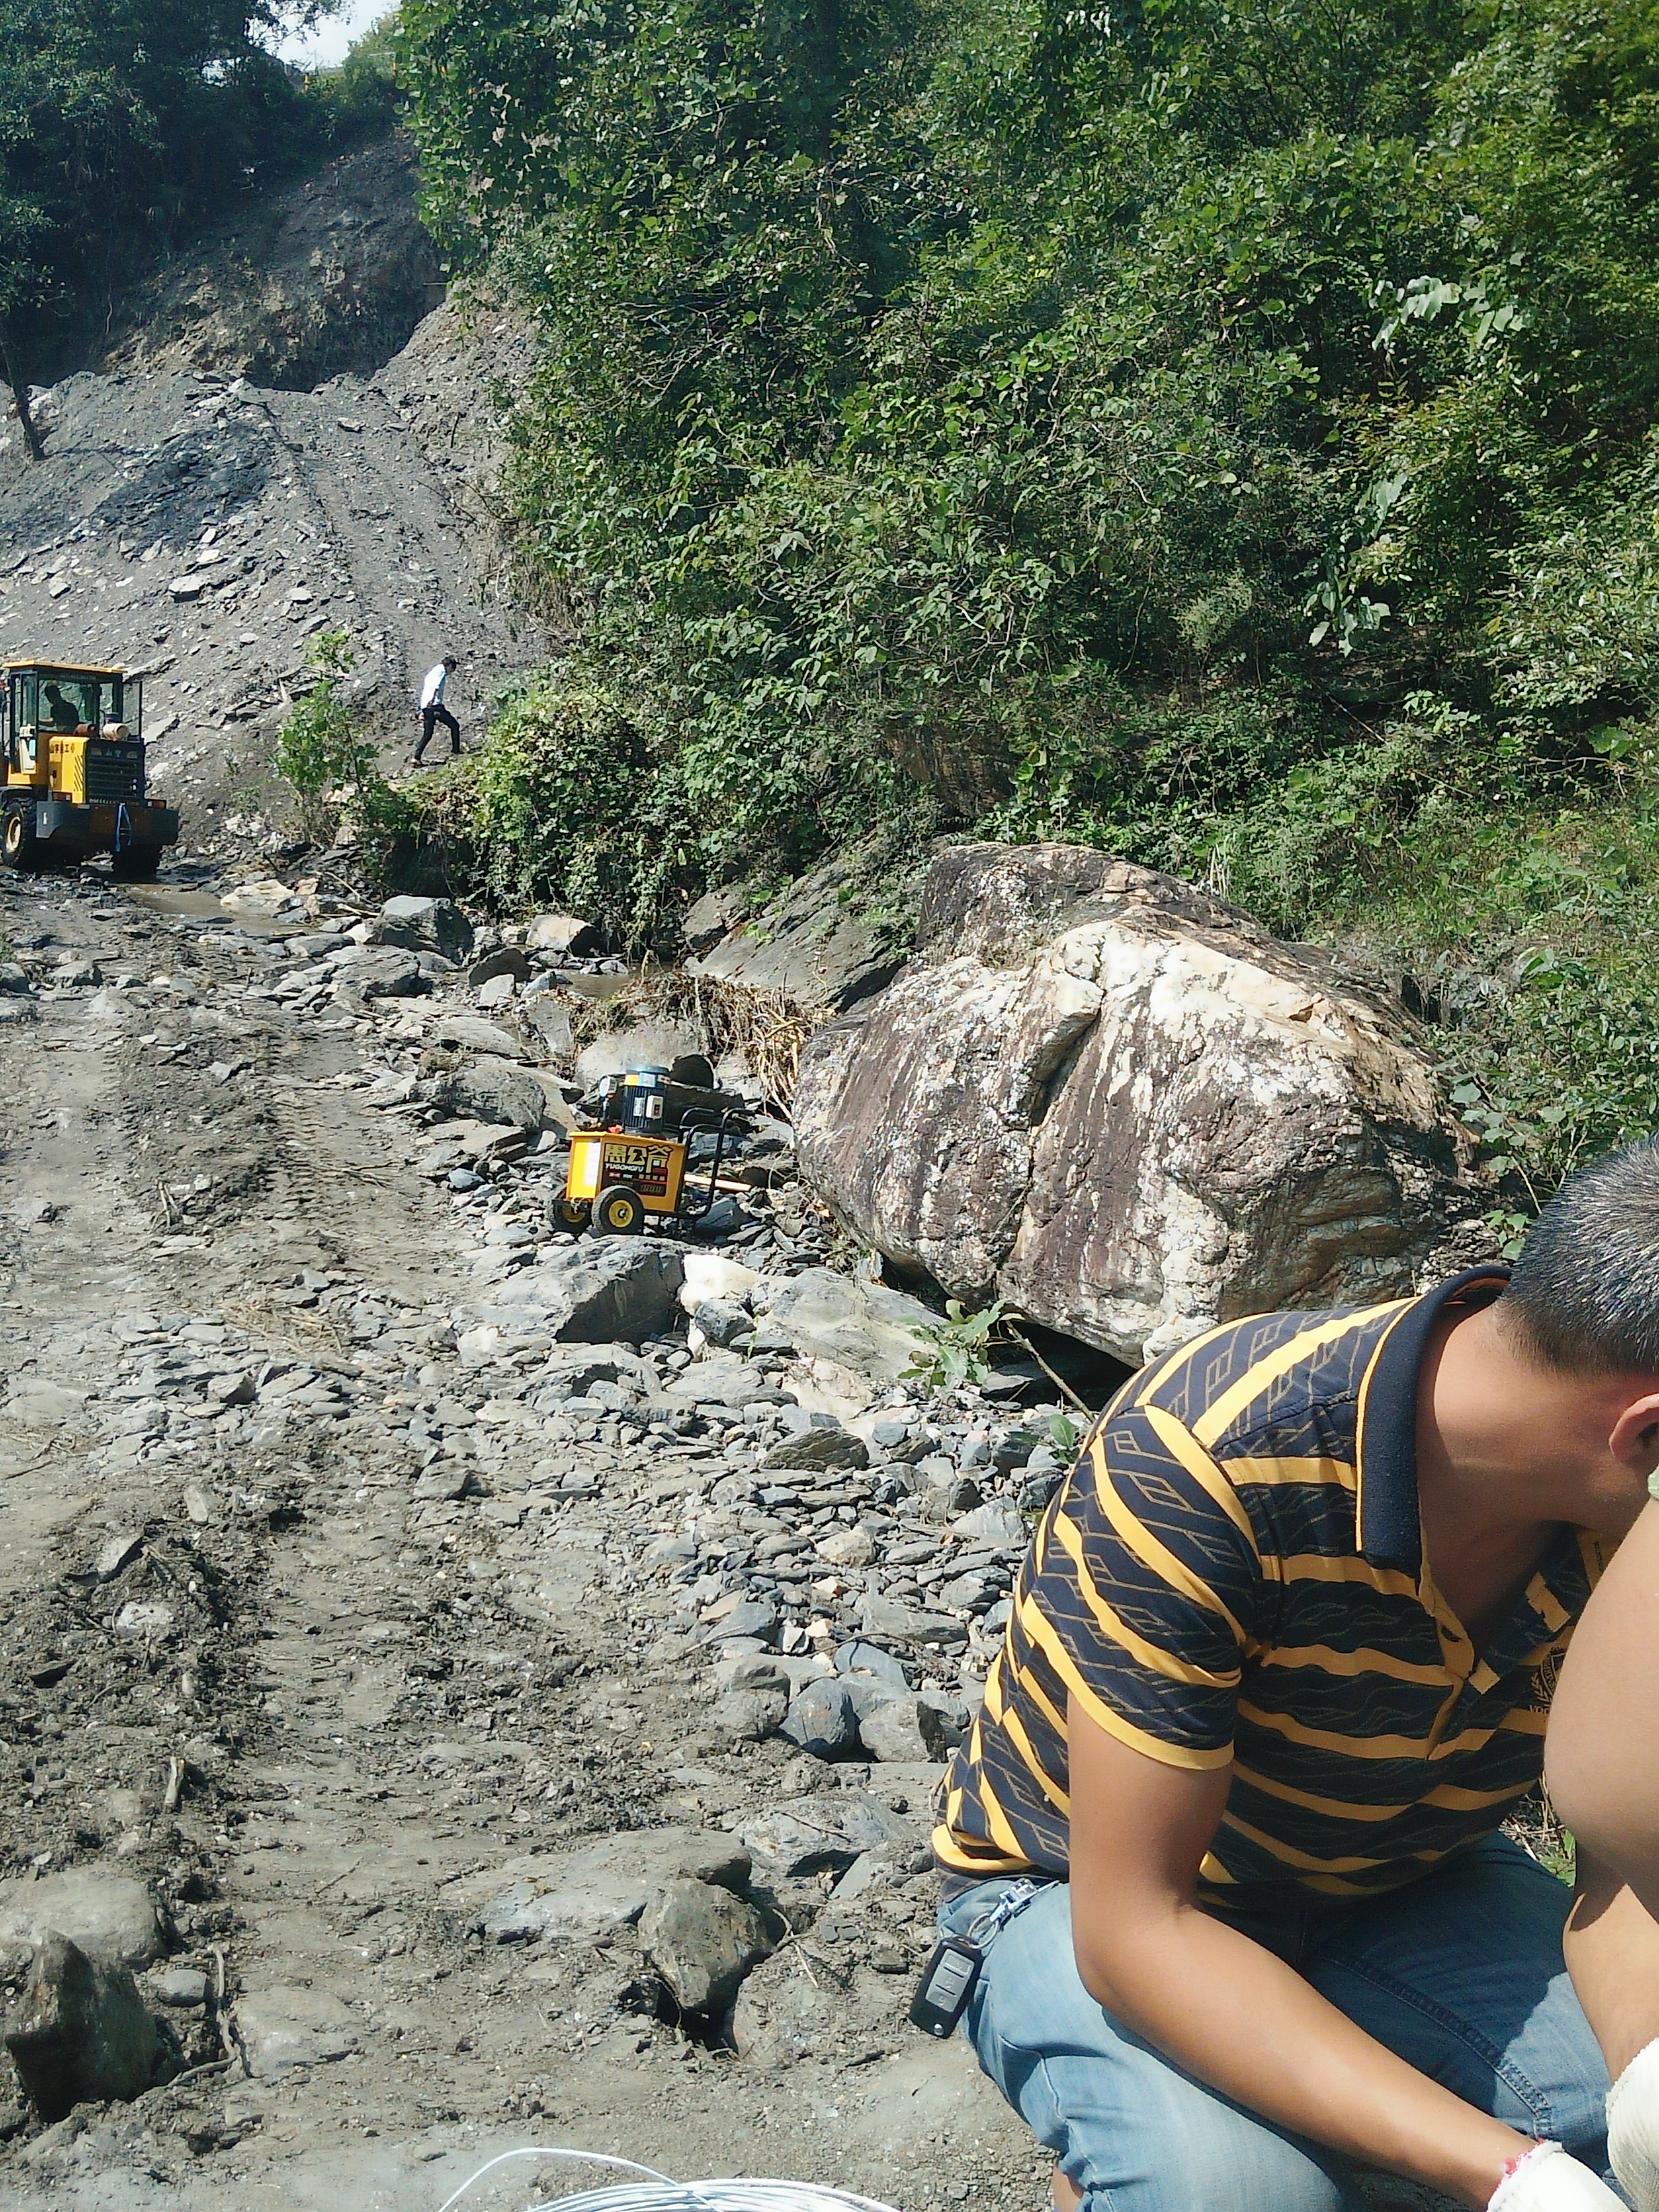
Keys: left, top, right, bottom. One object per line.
{"left": 909, "top": 1937, "right": 982, "bottom": 2038}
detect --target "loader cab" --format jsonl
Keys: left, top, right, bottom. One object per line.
{"left": 2, "top": 666, "right": 40, "bottom": 779}
{"left": 1, "top": 666, "right": 140, "bottom": 784}
{"left": 0, "top": 659, "right": 172, "bottom": 878}
{"left": 40, "top": 671, "right": 125, "bottom": 734}
{"left": 43, "top": 682, "right": 83, "bottom": 733}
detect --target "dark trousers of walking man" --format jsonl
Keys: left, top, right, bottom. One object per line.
{"left": 415, "top": 701, "right": 461, "bottom": 761}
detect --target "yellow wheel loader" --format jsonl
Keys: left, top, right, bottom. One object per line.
{"left": 0, "top": 662, "right": 179, "bottom": 879}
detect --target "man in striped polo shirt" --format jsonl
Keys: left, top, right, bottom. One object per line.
{"left": 934, "top": 1141, "right": 1659, "bottom": 2212}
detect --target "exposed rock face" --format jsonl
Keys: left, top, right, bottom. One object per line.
{"left": 1, "top": 274, "right": 549, "bottom": 841}
{"left": 101, "top": 136, "right": 441, "bottom": 392}
{"left": 795, "top": 843, "right": 1480, "bottom": 1363}
{"left": 689, "top": 840, "right": 936, "bottom": 1013}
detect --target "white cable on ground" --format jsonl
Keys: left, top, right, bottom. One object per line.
{"left": 434, "top": 2146, "right": 902, "bottom": 2212}
{"left": 437, "top": 2150, "right": 676, "bottom": 2212}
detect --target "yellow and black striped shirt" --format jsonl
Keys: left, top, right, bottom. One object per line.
{"left": 936, "top": 1270, "right": 1612, "bottom": 1900}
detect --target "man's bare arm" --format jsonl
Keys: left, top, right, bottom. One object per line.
{"left": 1543, "top": 1504, "right": 1659, "bottom": 2211}
{"left": 1067, "top": 1698, "right": 1531, "bottom": 2208}
{"left": 1549, "top": 1501, "right": 1659, "bottom": 1915}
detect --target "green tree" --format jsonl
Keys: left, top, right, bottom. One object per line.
{"left": 275, "top": 626, "right": 386, "bottom": 842}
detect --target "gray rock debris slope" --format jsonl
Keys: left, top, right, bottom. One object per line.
{"left": 0, "top": 357, "right": 544, "bottom": 849}
{"left": 0, "top": 145, "right": 547, "bottom": 855}
{"left": 795, "top": 841, "right": 1485, "bottom": 1364}
{"left": 99, "top": 136, "right": 441, "bottom": 394}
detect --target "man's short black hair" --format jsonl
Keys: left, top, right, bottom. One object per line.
{"left": 1499, "top": 1138, "right": 1659, "bottom": 1375}
{"left": 443, "top": 654, "right": 458, "bottom": 668}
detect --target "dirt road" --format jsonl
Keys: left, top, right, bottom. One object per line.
{"left": 0, "top": 866, "right": 1042, "bottom": 2212}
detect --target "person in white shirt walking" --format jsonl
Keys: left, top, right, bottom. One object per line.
{"left": 414, "top": 655, "right": 461, "bottom": 763}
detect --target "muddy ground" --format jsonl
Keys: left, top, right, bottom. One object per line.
{"left": 0, "top": 863, "right": 1055, "bottom": 2212}
{"left": 0, "top": 135, "right": 1042, "bottom": 2212}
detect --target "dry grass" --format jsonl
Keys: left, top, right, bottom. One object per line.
{"left": 568, "top": 962, "right": 817, "bottom": 1111}
{"left": 1503, "top": 1788, "right": 1576, "bottom": 1884}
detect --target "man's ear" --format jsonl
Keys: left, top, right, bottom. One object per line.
{"left": 1610, "top": 1391, "right": 1659, "bottom": 1472}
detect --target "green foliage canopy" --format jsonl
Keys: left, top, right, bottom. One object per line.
{"left": 399, "top": 0, "right": 1659, "bottom": 818}
{"left": 395, "top": 0, "right": 1659, "bottom": 1198}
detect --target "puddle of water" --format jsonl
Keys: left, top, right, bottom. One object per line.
{"left": 129, "top": 887, "right": 232, "bottom": 921}
{"left": 128, "top": 885, "right": 296, "bottom": 938}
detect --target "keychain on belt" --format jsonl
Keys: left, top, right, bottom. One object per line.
{"left": 910, "top": 1879, "right": 1039, "bottom": 2038}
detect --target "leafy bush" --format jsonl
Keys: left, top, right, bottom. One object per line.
{"left": 1195, "top": 699, "right": 1659, "bottom": 1197}
{"left": 396, "top": 0, "right": 1659, "bottom": 856}
{"left": 302, "top": 15, "right": 403, "bottom": 149}
{"left": 1494, "top": 443, "right": 1659, "bottom": 717}
{"left": 275, "top": 628, "right": 386, "bottom": 843}
{"left": 462, "top": 679, "right": 686, "bottom": 940}
{"left": 904, "top": 1299, "right": 1007, "bottom": 1392}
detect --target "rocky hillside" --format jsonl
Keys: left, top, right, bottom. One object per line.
{"left": 0, "top": 136, "right": 548, "bottom": 865}
{"left": 99, "top": 137, "right": 443, "bottom": 395}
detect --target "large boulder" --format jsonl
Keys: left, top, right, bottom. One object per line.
{"left": 430, "top": 1013, "right": 525, "bottom": 1060}
{"left": 430, "top": 1055, "right": 546, "bottom": 1133}
{"left": 524, "top": 994, "right": 576, "bottom": 1062}
{"left": 467, "top": 945, "right": 533, "bottom": 989}
{"left": 738, "top": 1794, "right": 919, "bottom": 1879}
{"left": 0, "top": 1870, "right": 164, "bottom": 1971}
{"left": 760, "top": 1420, "right": 869, "bottom": 1473}
{"left": 525, "top": 910, "right": 601, "bottom": 958}
{"left": 640, "top": 1879, "right": 772, "bottom": 2014}
{"left": 474, "top": 1239, "right": 686, "bottom": 1343}
{"left": 689, "top": 840, "right": 934, "bottom": 1014}
{"left": 378, "top": 895, "right": 474, "bottom": 960}
{"left": 438, "top": 1829, "right": 752, "bottom": 1946}
{"left": 329, "top": 945, "right": 428, "bottom": 999}
{"left": 574, "top": 1020, "right": 703, "bottom": 1091}
{"left": 781, "top": 1677, "right": 863, "bottom": 1760}
{"left": 759, "top": 1268, "right": 937, "bottom": 1386}
{"left": 795, "top": 843, "right": 1481, "bottom": 1365}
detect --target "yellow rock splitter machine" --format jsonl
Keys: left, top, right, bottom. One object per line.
{"left": 558, "top": 1064, "right": 749, "bottom": 1236}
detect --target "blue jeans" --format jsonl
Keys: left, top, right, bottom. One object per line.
{"left": 938, "top": 1838, "right": 1612, "bottom": 2212}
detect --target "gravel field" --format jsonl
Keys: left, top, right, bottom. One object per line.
{"left": 0, "top": 862, "right": 1066, "bottom": 2212}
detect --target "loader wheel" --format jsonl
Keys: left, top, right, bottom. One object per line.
{"left": 555, "top": 1197, "right": 591, "bottom": 1232}
{"left": 593, "top": 1184, "right": 645, "bottom": 1236}
{"left": 110, "top": 844, "right": 162, "bottom": 882}
{"left": 1, "top": 806, "right": 41, "bottom": 873}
